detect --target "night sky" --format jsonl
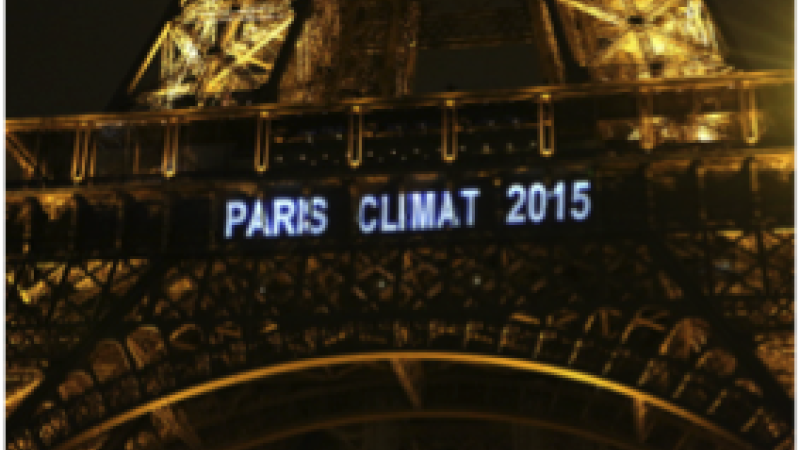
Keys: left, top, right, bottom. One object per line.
{"left": 5, "top": 0, "right": 794, "bottom": 118}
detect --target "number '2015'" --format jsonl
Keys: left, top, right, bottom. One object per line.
{"left": 506, "top": 180, "right": 591, "bottom": 225}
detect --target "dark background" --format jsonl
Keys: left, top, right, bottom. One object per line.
{"left": 6, "top": 0, "right": 794, "bottom": 118}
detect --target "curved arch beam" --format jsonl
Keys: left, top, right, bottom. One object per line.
{"left": 216, "top": 410, "right": 660, "bottom": 450}
{"left": 55, "top": 351, "right": 754, "bottom": 450}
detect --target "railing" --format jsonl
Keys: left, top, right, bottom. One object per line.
{"left": 5, "top": 71, "right": 793, "bottom": 187}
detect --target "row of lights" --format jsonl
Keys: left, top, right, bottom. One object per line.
{"left": 271, "top": 142, "right": 541, "bottom": 165}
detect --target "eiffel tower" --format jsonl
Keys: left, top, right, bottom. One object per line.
{"left": 6, "top": 1, "right": 794, "bottom": 450}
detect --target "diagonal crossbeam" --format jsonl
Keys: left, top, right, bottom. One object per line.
{"left": 96, "top": 416, "right": 152, "bottom": 450}
{"left": 554, "top": 0, "right": 624, "bottom": 27}
{"left": 646, "top": 0, "right": 683, "bottom": 22}
{"left": 390, "top": 359, "right": 423, "bottom": 409}
{"left": 6, "top": 133, "right": 38, "bottom": 176}
{"left": 255, "top": 0, "right": 313, "bottom": 104}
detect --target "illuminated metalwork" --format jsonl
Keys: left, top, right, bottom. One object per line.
{"left": 129, "top": 0, "right": 319, "bottom": 109}
{"left": 6, "top": 146, "right": 794, "bottom": 448}
{"left": 128, "top": 0, "right": 424, "bottom": 108}
{"left": 5, "top": 1, "right": 794, "bottom": 450}
{"left": 552, "top": 0, "right": 728, "bottom": 81}
{"left": 127, "top": 0, "right": 732, "bottom": 110}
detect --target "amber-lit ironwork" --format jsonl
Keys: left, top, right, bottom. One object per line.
{"left": 128, "top": 0, "right": 732, "bottom": 110}
{"left": 130, "top": 0, "right": 296, "bottom": 109}
{"left": 552, "top": 0, "right": 728, "bottom": 81}
{"left": 5, "top": 1, "right": 794, "bottom": 450}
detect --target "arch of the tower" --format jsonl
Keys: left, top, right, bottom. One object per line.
{"left": 73, "top": 359, "right": 779, "bottom": 450}
{"left": 6, "top": 232, "right": 793, "bottom": 450}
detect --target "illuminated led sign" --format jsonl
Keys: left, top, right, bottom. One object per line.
{"left": 357, "top": 188, "right": 481, "bottom": 234}
{"left": 505, "top": 180, "right": 591, "bottom": 224}
{"left": 224, "top": 180, "right": 591, "bottom": 240}
{"left": 225, "top": 197, "right": 329, "bottom": 238}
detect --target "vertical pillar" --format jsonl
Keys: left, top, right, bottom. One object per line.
{"left": 348, "top": 105, "right": 364, "bottom": 168}
{"left": 255, "top": 112, "right": 271, "bottom": 173}
{"left": 72, "top": 123, "right": 92, "bottom": 183}
{"left": 525, "top": 0, "right": 566, "bottom": 83}
{"left": 638, "top": 88, "right": 655, "bottom": 152}
{"left": 738, "top": 80, "right": 760, "bottom": 145}
{"left": 442, "top": 100, "right": 457, "bottom": 163}
{"left": 162, "top": 118, "right": 180, "bottom": 178}
{"left": 538, "top": 93, "right": 555, "bottom": 156}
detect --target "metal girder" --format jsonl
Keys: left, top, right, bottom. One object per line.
{"left": 550, "top": 0, "right": 728, "bottom": 81}
{"left": 157, "top": 369, "right": 740, "bottom": 450}
{"left": 127, "top": 0, "right": 302, "bottom": 109}
{"left": 125, "top": 324, "right": 206, "bottom": 450}
{"left": 255, "top": 0, "right": 313, "bottom": 104}
{"left": 645, "top": 236, "right": 794, "bottom": 421}
{"left": 152, "top": 407, "right": 206, "bottom": 450}
{"left": 633, "top": 398, "right": 652, "bottom": 443}
{"left": 96, "top": 417, "right": 151, "bottom": 450}
{"left": 6, "top": 132, "right": 39, "bottom": 177}
{"left": 524, "top": 0, "right": 566, "bottom": 83}
{"left": 541, "top": 0, "right": 591, "bottom": 82}
{"left": 5, "top": 76, "right": 794, "bottom": 197}
{"left": 6, "top": 369, "right": 43, "bottom": 417}
{"left": 3, "top": 296, "right": 792, "bottom": 447}
{"left": 7, "top": 259, "right": 162, "bottom": 443}
{"left": 112, "top": 0, "right": 742, "bottom": 110}
{"left": 390, "top": 359, "right": 423, "bottom": 409}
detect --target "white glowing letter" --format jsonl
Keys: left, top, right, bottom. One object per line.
{"left": 309, "top": 197, "right": 328, "bottom": 235}
{"left": 552, "top": 181, "right": 566, "bottom": 222}
{"left": 296, "top": 198, "right": 309, "bottom": 235}
{"left": 359, "top": 195, "right": 378, "bottom": 234}
{"left": 506, "top": 184, "right": 526, "bottom": 225}
{"left": 273, "top": 198, "right": 296, "bottom": 236}
{"left": 437, "top": 191, "right": 460, "bottom": 228}
{"left": 528, "top": 183, "right": 547, "bottom": 223}
{"left": 410, "top": 191, "right": 436, "bottom": 230}
{"left": 459, "top": 188, "right": 480, "bottom": 228}
{"left": 225, "top": 200, "right": 248, "bottom": 239}
{"left": 397, "top": 191, "right": 405, "bottom": 232}
{"left": 571, "top": 180, "right": 591, "bottom": 221}
{"left": 246, "top": 200, "right": 271, "bottom": 237}
{"left": 380, "top": 194, "right": 399, "bottom": 233}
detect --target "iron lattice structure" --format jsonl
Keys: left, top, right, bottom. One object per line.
{"left": 5, "top": 1, "right": 794, "bottom": 450}
{"left": 126, "top": 0, "right": 729, "bottom": 109}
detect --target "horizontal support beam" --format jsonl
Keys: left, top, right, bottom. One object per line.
{"left": 8, "top": 70, "right": 793, "bottom": 131}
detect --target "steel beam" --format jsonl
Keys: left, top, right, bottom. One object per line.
{"left": 6, "top": 260, "right": 162, "bottom": 434}
{"left": 390, "top": 359, "right": 423, "bottom": 409}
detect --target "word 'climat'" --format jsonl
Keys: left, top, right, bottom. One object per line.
{"left": 226, "top": 197, "right": 328, "bottom": 238}
{"left": 358, "top": 188, "right": 481, "bottom": 234}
